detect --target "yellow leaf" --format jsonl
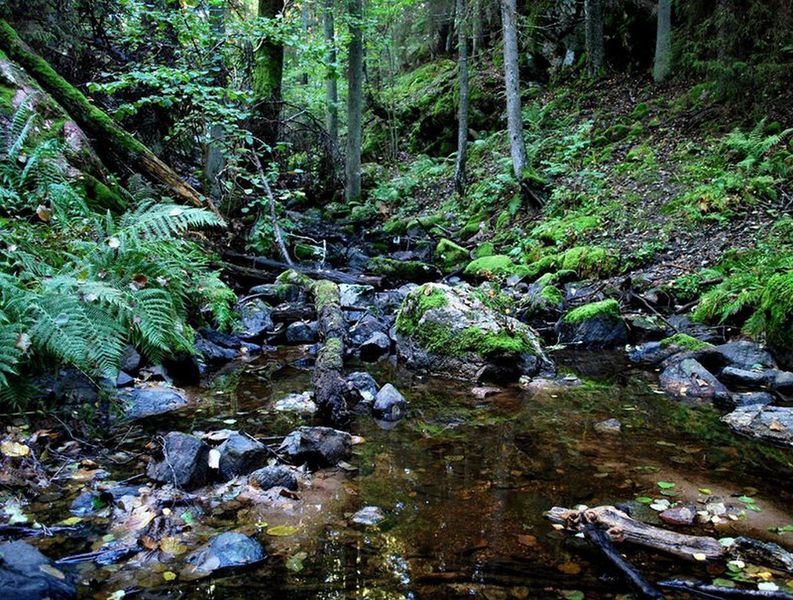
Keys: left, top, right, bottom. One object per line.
{"left": 163, "top": 571, "right": 177, "bottom": 581}
{"left": 60, "top": 516, "right": 83, "bottom": 526}
{"left": 1, "top": 440, "right": 30, "bottom": 457}
{"left": 159, "top": 536, "right": 187, "bottom": 555}
{"left": 267, "top": 525, "right": 298, "bottom": 537}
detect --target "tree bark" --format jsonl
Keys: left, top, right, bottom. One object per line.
{"left": 204, "top": 1, "right": 227, "bottom": 201}
{"left": 310, "top": 281, "right": 349, "bottom": 425}
{"left": 584, "top": 0, "right": 604, "bottom": 77}
{"left": 472, "top": 0, "right": 484, "bottom": 57}
{"left": 0, "top": 20, "right": 213, "bottom": 212}
{"left": 299, "top": 1, "right": 311, "bottom": 85}
{"left": 345, "top": 0, "right": 364, "bottom": 202}
{"left": 454, "top": 0, "right": 469, "bottom": 196}
{"left": 253, "top": 0, "right": 285, "bottom": 150}
{"left": 323, "top": 0, "right": 339, "bottom": 147}
{"left": 500, "top": 0, "right": 537, "bottom": 209}
{"left": 653, "top": 0, "right": 672, "bottom": 82}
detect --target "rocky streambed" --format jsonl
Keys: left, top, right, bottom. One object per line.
{"left": 3, "top": 234, "right": 793, "bottom": 599}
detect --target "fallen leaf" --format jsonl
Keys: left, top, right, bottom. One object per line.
{"left": 517, "top": 534, "right": 537, "bottom": 547}
{"left": 163, "top": 571, "right": 177, "bottom": 581}
{"left": 267, "top": 525, "right": 298, "bottom": 537}
{"left": 1, "top": 440, "right": 30, "bottom": 457}
{"left": 693, "top": 553, "right": 708, "bottom": 561}
{"left": 558, "top": 561, "right": 582, "bottom": 575}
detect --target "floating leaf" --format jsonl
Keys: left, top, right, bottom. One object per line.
{"left": 636, "top": 497, "right": 654, "bottom": 504}
{"left": 286, "top": 551, "right": 307, "bottom": 572}
{"left": 692, "top": 553, "right": 708, "bottom": 561}
{"left": 557, "top": 562, "right": 582, "bottom": 575}
{"left": 59, "top": 516, "right": 83, "bottom": 526}
{"left": 160, "top": 537, "right": 187, "bottom": 555}
{"left": 738, "top": 495, "right": 756, "bottom": 504}
{"left": 657, "top": 481, "right": 676, "bottom": 489}
{"left": 267, "top": 525, "right": 298, "bottom": 537}
{"left": 163, "top": 571, "right": 177, "bottom": 582}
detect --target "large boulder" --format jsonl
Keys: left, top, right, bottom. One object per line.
{"left": 146, "top": 432, "right": 210, "bottom": 489}
{"left": 696, "top": 340, "right": 777, "bottom": 373}
{"left": 0, "top": 541, "right": 76, "bottom": 599}
{"left": 394, "top": 283, "right": 551, "bottom": 381}
{"left": 278, "top": 427, "right": 352, "bottom": 468}
{"left": 373, "top": 384, "right": 408, "bottom": 422}
{"left": 120, "top": 385, "right": 188, "bottom": 420}
{"left": 658, "top": 358, "right": 731, "bottom": 403}
{"left": 186, "top": 532, "right": 265, "bottom": 576}
{"left": 556, "top": 299, "right": 628, "bottom": 349}
{"left": 722, "top": 405, "right": 793, "bottom": 447}
{"left": 217, "top": 433, "right": 268, "bottom": 481}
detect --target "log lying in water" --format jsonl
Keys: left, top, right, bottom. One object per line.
{"left": 309, "top": 280, "right": 349, "bottom": 425}
{"left": 224, "top": 252, "right": 383, "bottom": 287}
{"left": 547, "top": 505, "right": 724, "bottom": 560}
{"left": 660, "top": 579, "right": 793, "bottom": 599}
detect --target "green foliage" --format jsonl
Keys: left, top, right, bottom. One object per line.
{"left": 463, "top": 255, "right": 528, "bottom": 280}
{"left": 563, "top": 299, "right": 621, "bottom": 325}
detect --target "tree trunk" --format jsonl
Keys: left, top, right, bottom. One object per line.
{"left": 204, "top": 2, "right": 227, "bottom": 201}
{"left": 584, "top": 0, "right": 604, "bottom": 77}
{"left": 653, "top": 0, "right": 672, "bottom": 82}
{"left": 345, "top": 0, "right": 364, "bottom": 202}
{"left": 500, "top": 0, "right": 537, "bottom": 209}
{"left": 324, "top": 0, "right": 339, "bottom": 148}
{"left": 472, "top": 0, "right": 484, "bottom": 57}
{"left": 310, "top": 281, "right": 349, "bottom": 425}
{"left": 253, "top": 0, "right": 285, "bottom": 150}
{"left": 454, "top": 0, "right": 469, "bottom": 196}
{"left": 299, "top": 1, "right": 311, "bottom": 85}
{"left": 0, "top": 20, "right": 212, "bottom": 212}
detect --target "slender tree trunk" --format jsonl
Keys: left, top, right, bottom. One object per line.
{"left": 345, "top": 0, "right": 364, "bottom": 202}
{"left": 445, "top": 1, "right": 457, "bottom": 55}
{"left": 204, "top": 2, "right": 227, "bottom": 201}
{"left": 253, "top": 0, "right": 285, "bottom": 150}
{"left": 500, "top": 0, "right": 534, "bottom": 208}
{"left": 584, "top": 0, "right": 604, "bottom": 77}
{"left": 299, "top": 1, "right": 311, "bottom": 85}
{"left": 472, "top": 0, "right": 484, "bottom": 57}
{"left": 323, "top": 0, "right": 339, "bottom": 148}
{"left": 653, "top": 0, "right": 672, "bottom": 82}
{"left": 454, "top": 0, "right": 469, "bottom": 196}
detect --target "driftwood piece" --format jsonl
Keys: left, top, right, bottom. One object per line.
{"left": 309, "top": 280, "right": 349, "bottom": 425}
{"left": 583, "top": 525, "right": 665, "bottom": 600}
{"left": 224, "top": 252, "right": 383, "bottom": 287}
{"left": 0, "top": 20, "right": 216, "bottom": 214}
{"left": 660, "top": 579, "right": 793, "bottom": 599}
{"left": 547, "top": 505, "right": 725, "bottom": 561}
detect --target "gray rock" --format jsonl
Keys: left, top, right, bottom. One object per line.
{"left": 200, "top": 329, "right": 243, "bottom": 350}
{"left": 187, "top": 532, "right": 265, "bottom": 575}
{"left": 70, "top": 485, "right": 143, "bottom": 516}
{"left": 120, "top": 345, "right": 142, "bottom": 373}
{"left": 556, "top": 306, "right": 628, "bottom": 350}
{"left": 772, "top": 370, "right": 793, "bottom": 398}
{"left": 723, "top": 392, "right": 775, "bottom": 409}
{"left": 719, "top": 366, "right": 772, "bottom": 387}
{"left": 217, "top": 433, "right": 268, "bottom": 481}
{"left": 659, "top": 505, "right": 696, "bottom": 526}
{"left": 373, "top": 383, "right": 407, "bottom": 422}
{"left": 659, "top": 358, "right": 731, "bottom": 403}
{"left": 360, "top": 331, "right": 391, "bottom": 362}
{"left": 628, "top": 341, "right": 681, "bottom": 366}
{"left": 196, "top": 336, "right": 238, "bottom": 363}
{"left": 249, "top": 465, "right": 298, "bottom": 491}
{"left": 395, "top": 283, "right": 551, "bottom": 381}
{"left": 238, "top": 299, "right": 273, "bottom": 341}
{"left": 279, "top": 426, "right": 352, "bottom": 468}
{"left": 722, "top": 405, "right": 793, "bottom": 446}
{"left": 121, "top": 385, "right": 188, "bottom": 420}
{"left": 274, "top": 392, "right": 317, "bottom": 415}
{"left": 248, "top": 283, "right": 303, "bottom": 304}
{"left": 350, "top": 314, "right": 389, "bottom": 347}
{"left": 373, "top": 290, "right": 407, "bottom": 315}
{"left": 351, "top": 506, "right": 386, "bottom": 526}
{"left": 346, "top": 372, "right": 379, "bottom": 404}
{"left": 0, "top": 541, "right": 76, "bottom": 599}
{"left": 146, "top": 432, "right": 210, "bottom": 489}
{"left": 698, "top": 340, "right": 777, "bottom": 372}
{"left": 285, "top": 321, "right": 318, "bottom": 344}
{"left": 116, "top": 371, "right": 135, "bottom": 388}
{"left": 594, "top": 418, "right": 622, "bottom": 435}
{"left": 339, "top": 284, "right": 375, "bottom": 307}
{"left": 624, "top": 314, "right": 667, "bottom": 343}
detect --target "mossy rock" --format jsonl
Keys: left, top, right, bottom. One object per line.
{"left": 349, "top": 204, "right": 377, "bottom": 223}
{"left": 275, "top": 269, "right": 313, "bottom": 288}
{"left": 523, "top": 255, "right": 561, "bottom": 281}
{"left": 531, "top": 214, "right": 600, "bottom": 246}
{"left": 435, "top": 238, "right": 469, "bottom": 273}
{"left": 557, "top": 299, "right": 627, "bottom": 349}
{"left": 559, "top": 246, "right": 620, "bottom": 279}
{"left": 659, "top": 333, "right": 714, "bottom": 352}
{"left": 474, "top": 242, "right": 496, "bottom": 258}
{"left": 395, "top": 283, "right": 551, "bottom": 380}
{"left": 294, "top": 243, "right": 324, "bottom": 262}
{"left": 368, "top": 256, "right": 440, "bottom": 283}
{"left": 463, "top": 255, "right": 529, "bottom": 281}
{"left": 383, "top": 217, "right": 409, "bottom": 236}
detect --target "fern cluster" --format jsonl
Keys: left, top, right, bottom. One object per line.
{"left": 0, "top": 103, "right": 234, "bottom": 410}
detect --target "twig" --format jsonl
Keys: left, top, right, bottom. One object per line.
{"left": 249, "top": 144, "right": 293, "bottom": 266}
{"left": 659, "top": 579, "right": 793, "bottom": 599}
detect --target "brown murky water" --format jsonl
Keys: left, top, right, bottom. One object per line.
{"left": 15, "top": 350, "right": 793, "bottom": 598}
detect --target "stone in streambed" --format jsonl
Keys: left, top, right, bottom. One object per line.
{"left": 279, "top": 426, "right": 352, "bottom": 468}
{"left": 594, "top": 418, "right": 621, "bottom": 435}
{"left": 722, "top": 405, "right": 793, "bottom": 447}
{"left": 186, "top": 532, "right": 265, "bottom": 576}
{"left": 346, "top": 372, "right": 379, "bottom": 404}
{"left": 360, "top": 331, "right": 391, "bottom": 361}
{"left": 659, "top": 505, "right": 696, "bottom": 526}
{"left": 249, "top": 465, "right": 298, "bottom": 491}
{"left": 217, "top": 433, "right": 268, "bottom": 481}
{"left": 285, "top": 321, "right": 318, "bottom": 344}
{"left": 351, "top": 506, "right": 386, "bottom": 526}
{"left": 373, "top": 384, "right": 407, "bottom": 422}
{"left": 0, "top": 541, "right": 76, "bottom": 599}
{"left": 556, "top": 299, "right": 628, "bottom": 349}
{"left": 238, "top": 299, "right": 273, "bottom": 341}
{"left": 274, "top": 391, "right": 317, "bottom": 415}
{"left": 146, "top": 432, "right": 210, "bottom": 489}
{"left": 120, "top": 385, "right": 188, "bottom": 420}
{"left": 659, "top": 358, "right": 730, "bottom": 403}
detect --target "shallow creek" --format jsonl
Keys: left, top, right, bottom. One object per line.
{"left": 24, "top": 349, "right": 793, "bottom": 598}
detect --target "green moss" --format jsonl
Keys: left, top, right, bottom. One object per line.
{"left": 79, "top": 174, "right": 127, "bottom": 212}
{"left": 402, "top": 320, "right": 534, "bottom": 358}
{"left": 474, "top": 242, "right": 496, "bottom": 258}
{"left": 631, "top": 102, "right": 650, "bottom": 120}
{"left": 435, "top": 238, "right": 468, "bottom": 272}
{"left": 395, "top": 284, "right": 449, "bottom": 335}
{"left": 761, "top": 271, "right": 793, "bottom": 348}
{"left": 276, "top": 269, "right": 313, "bottom": 288}
{"left": 559, "top": 246, "right": 619, "bottom": 279}
{"left": 349, "top": 204, "right": 377, "bottom": 223}
{"left": 463, "top": 255, "right": 529, "bottom": 280}
{"left": 530, "top": 214, "right": 600, "bottom": 246}
{"left": 495, "top": 210, "right": 511, "bottom": 230}
{"left": 383, "top": 217, "right": 409, "bottom": 235}
{"left": 311, "top": 280, "right": 340, "bottom": 311}
{"left": 418, "top": 214, "right": 445, "bottom": 229}
{"left": 563, "top": 299, "right": 621, "bottom": 324}
{"left": 540, "top": 285, "right": 564, "bottom": 306}
{"left": 369, "top": 256, "right": 437, "bottom": 281}
{"left": 536, "top": 269, "right": 576, "bottom": 286}
{"left": 294, "top": 243, "right": 323, "bottom": 261}
{"left": 316, "top": 336, "right": 344, "bottom": 371}
{"left": 0, "top": 82, "right": 16, "bottom": 115}
{"left": 605, "top": 123, "right": 631, "bottom": 142}
{"left": 659, "top": 333, "right": 714, "bottom": 352}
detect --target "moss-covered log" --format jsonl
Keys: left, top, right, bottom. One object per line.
{"left": 0, "top": 20, "right": 214, "bottom": 213}
{"left": 310, "top": 280, "right": 349, "bottom": 425}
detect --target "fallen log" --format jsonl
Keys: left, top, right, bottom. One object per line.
{"left": 309, "top": 280, "right": 349, "bottom": 425}
{"left": 0, "top": 20, "right": 216, "bottom": 214}
{"left": 224, "top": 252, "right": 383, "bottom": 287}
{"left": 583, "top": 525, "right": 665, "bottom": 600}
{"left": 660, "top": 579, "right": 793, "bottom": 600}
{"left": 547, "top": 505, "right": 724, "bottom": 561}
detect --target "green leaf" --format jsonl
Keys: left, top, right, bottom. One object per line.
{"left": 286, "top": 551, "right": 307, "bottom": 572}
{"left": 738, "top": 495, "right": 755, "bottom": 504}
{"left": 267, "top": 525, "right": 298, "bottom": 537}
{"left": 712, "top": 578, "right": 736, "bottom": 588}
{"left": 636, "top": 496, "right": 654, "bottom": 504}
{"left": 657, "top": 481, "right": 676, "bottom": 489}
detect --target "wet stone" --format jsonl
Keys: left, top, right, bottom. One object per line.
{"left": 70, "top": 485, "right": 143, "bottom": 516}
{"left": 720, "top": 366, "right": 772, "bottom": 387}
{"left": 359, "top": 331, "right": 391, "bottom": 362}
{"left": 339, "top": 284, "right": 375, "bottom": 307}
{"left": 274, "top": 392, "right": 317, "bottom": 415}
{"left": 217, "top": 433, "right": 268, "bottom": 481}
{"left": 721, "top": 391, "right": 775, "bottom": 410}
{"left": 698, "top": 340, "right": 777, "bottom": 372}
{"left": 146, "top": 432, "right": 210, "bottom": 489}
{"left": 279, "top": 426, "right": 352, "bottom": 468}
{"left": 249, "top": 465, "right": 298, "bottom": 491}
{"left": 120, "top": 385, "right": 188, "bottom": 420}
{"left": 351, "top": 506, "right": 386, "bottom": 526}
{"left": 0, "top": 541, "right": 76, "bottom": 599}
{"left": 196, "top": 336, "right": 238, "bottom": 364}
{"left": 471, "top": 386, "right": 502, "bottom": 400}
{"left": 373, "top": 383, "right": 408, "bottom": 422}
{"left": 659, "top": 358, "right": 731, "bottom": 403}
{"left": 285, "top": 321, "right": 318, "bottom": 344}
{"left": 346, "top": 372, "right": 379, "bottom": 404}
{"left": 238, "top": 299, "right": 273, "bottom": 341}
{"left": 722, "top": 405, "right": 793, "bottom": 446}
{"left": 659, "top": 505, "right": 696, "bottom": 526}
{"left": 594, "top": 418, "right": 622, "bottom": 435}
{"left": 186, "top": 532, "right": 265, "bottom": 576}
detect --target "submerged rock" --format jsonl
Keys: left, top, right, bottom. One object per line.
{"left": 279, "top": 426, "right": 352, "bottom": 468}
{"left": 0, "top": 541, "right": 76, "bottom": 599}
{"left": 250, "top": 465, "right": 298, "bottom": 491}
{"left": 196, "top": 336, "right": 238, "bottom": 364}
{"left": 372, "top": 383, "right": 407, "bottom": 422}
{"left": 146, "top": 432, "right": 210, "bottom": 489}
{"left": 722, "top": 405, "right": 793, "bottom": 446}
{"left": 274, "top": 392, "right": 317, "bottom": 415}
{"left": 395, "top": 283, "right": 551, "bottom": 381}
{"left": 217, "top": 433, "right": 268, "bottom": 481}
{"left": 186, "top": 532, "right": 265, "bottom": 576}
{"left": 120, "top": 385, "right": 188, "bottom": 420}
{"left": 659, "top": 358, "right": 730, "bottom": 403}
{"left": 351, "top": 506, "right": 386, "bottom": 526}
{"left": 556, "top": 299, "right": 628, "bottom": 349}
